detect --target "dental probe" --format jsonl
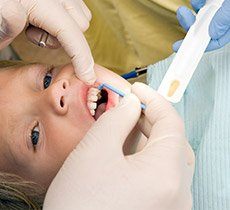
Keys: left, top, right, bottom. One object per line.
{"left": 97, "top": 83, "right": 146, "bottom": 110}
{"left": 157, "top": 0, "right": 224, "bottom": 103}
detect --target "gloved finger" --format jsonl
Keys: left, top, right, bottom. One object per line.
{"left": 173, "top": 7, "right": 195, "bottom": 52}
{"left": 81, "top": 94, "right": 141, "bottom": 156}
{"left": 131, "top": 82, "right": 185, "bottom": 142}
{"left": 137, "top": 114, "right": 152, "bottom": 138}
{"left": 0, "top": 0, "right": 26, "bottom": 50}
{"left": 61, "top": 0, "right": 90, "bottom": 32}
{"left": 207, "top": 28, "right": 230, "bottom": 51}
{"left": 209, "top": 0, "right": 230, "bottom": 39}
{"left": 22, "top": 0, "right": 95, "bottom": 84}
{"left": 177, "top": 6, "right": 196, "bottom": 32}
{"left": 57, "top": 25, "right": 95, "bottom": 84}
{"left": 191, "top": 0, "right": 206, "bottom": 12}
{"left": 80, "top": 0, "right": 92, "bottom": 21}
{"left": 25, "top": 25, "right": 61, "bottom": 49}
{"left": 174, "top": 34, "right": 230, "bottom": 52}
{"left": 173, "top": 31, "right": 230, "bottom": 52}
{"left": 132, "top": 82, "right": 194, "bottom": 166}
{"left": 172, "top": 39, "right": 183, "bottom": 52}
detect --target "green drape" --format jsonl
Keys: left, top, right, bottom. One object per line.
{"left": 84, "top": 0, "right": 190, "bottom": 74}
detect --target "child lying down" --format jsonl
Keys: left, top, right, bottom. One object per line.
{"left": 0, "top": 61, "right": 138, "bottom": 209}
{"left": 0, "top": 43, "right": 229, "bottom": 210}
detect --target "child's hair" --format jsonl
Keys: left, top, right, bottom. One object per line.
{"left": 0, "top": 172, "right": 46, "bottom": 209}
{"left": 0, "top": 60, "right": 29, "bottom": 68}
{"left": 0, "top": 60, "right": 46, "bottom": 209}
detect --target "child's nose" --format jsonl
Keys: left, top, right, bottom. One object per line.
{"left": 47, "top": 79, "right": 69, "bottom": 115}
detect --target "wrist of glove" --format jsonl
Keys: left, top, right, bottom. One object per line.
{"left": 44, "top": 83, "right": 195, "bottom": 210}
{"left": 173, "top": 0, "right": 230, "bottom": 52}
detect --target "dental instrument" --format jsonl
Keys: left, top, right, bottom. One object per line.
{"left": 38, "top": 31, "right": 49, "bottom": 48}
{"left": 157, "top": 0, "right": 224, "bottom": 103}
{"left": 121, "top": 67, "right": 147, "bottom": 80}
{"left": 97, "top": 83, "right": 146, "bottom": 110}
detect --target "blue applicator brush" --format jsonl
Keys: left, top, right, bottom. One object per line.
{"left": 98, "top": 83, "right": 146, "bottom": 110}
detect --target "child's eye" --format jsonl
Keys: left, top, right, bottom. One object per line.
{"left": 31, "top": 125, "right": 40, "bottom": 148}
{"left": 43, "top": 71, "right": 52, "bottom": 89}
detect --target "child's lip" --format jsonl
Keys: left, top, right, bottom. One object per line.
{"left": 74, "top": 82, "right": 95, "bottom": 119}
{"left": 105, "top": 88, "right": 119, "bottom": 111}
{"left": 82, "top": 82, "right": 119, "bottom": 120}
{"left": 93, "top": 81, "right": 119, "bottom": 111}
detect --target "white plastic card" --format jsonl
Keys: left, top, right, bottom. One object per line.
{"left": 157, "top": 0, "right": 224, "bottom": 103}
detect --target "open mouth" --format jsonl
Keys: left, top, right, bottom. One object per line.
{"left": 95, "top": 89, "right": 108, "bottom": 120}
{"left": 87, "top": 87, "right": 109, "bottom": 120}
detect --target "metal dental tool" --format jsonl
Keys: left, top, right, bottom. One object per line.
{"left": 157, "top": 0, "right": 224, "bottom": 103}
{"left": 38, "top": 31, "right": 49, "bottom": 48}
{"left": 97, "top": 83, "right": 146, "bottom": 110}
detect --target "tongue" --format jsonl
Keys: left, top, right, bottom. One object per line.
{"left": 95, "top": 103, "right": 106, "bottom": 120}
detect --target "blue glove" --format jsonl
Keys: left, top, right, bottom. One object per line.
{"left": 173, "top": 0, "right": 230, "bottom": 52}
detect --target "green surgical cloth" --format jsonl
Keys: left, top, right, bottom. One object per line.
{"left": 84, "top": 0, "right": 190, "bottom": 74}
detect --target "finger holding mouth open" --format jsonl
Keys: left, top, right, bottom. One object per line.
{"left": 86, "top": 64, "right": 131, "bottom": 121}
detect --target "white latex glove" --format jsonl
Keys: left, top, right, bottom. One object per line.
{"left": 44, "top": 83, "right": 195, "bottom": 210}
{"left": 0, "top": 0, "right": 95, "bottom": 84}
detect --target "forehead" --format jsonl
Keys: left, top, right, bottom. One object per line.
{"left": 0, "top": 65, "right": 33, "bottom": 121}
{"left": 0, "top": 64, "right": 49, "bottom": 98}
{"left": 0, "top": 66, "right": 25, "bottom": 169}
{"left": 0, "top": 64, "right": 36, "bottom": 87}
{"left": 0, "top": 64, "right": 45, "bottom": 124}
{"left": 0, "top": 64, "right": 49, "bottom": 168}
{"left": 0, "top": 66, "right": 20, "bottom": 84}
{"left": 0, "top": 66, "right": 24, "bottom": 109}
{"left": 0, "top": 65, "right": 42, "bottom": 139}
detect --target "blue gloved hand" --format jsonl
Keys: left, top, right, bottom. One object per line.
{"left": 173, "top": 0, "right": 230, "bottom": 52}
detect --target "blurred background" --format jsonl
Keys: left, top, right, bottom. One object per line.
{"left": 10, "top": 0, "right": 190, "bottom": 75}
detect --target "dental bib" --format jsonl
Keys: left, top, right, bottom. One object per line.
{"left": 147, "top": 44, "right": 230, "bottom": 210}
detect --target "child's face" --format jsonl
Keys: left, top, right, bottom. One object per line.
{"left": 0, "top": 63, "right": 130, "bottom": 188}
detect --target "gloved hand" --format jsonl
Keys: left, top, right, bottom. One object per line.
{"left": 173, "top": 0, "right": 230, "bottom": 52}
{"left": 43, "top": 82, "right": 195, "bottom": 210}
{"left": 0, "top": 0, "right": 95, "bottom": 84}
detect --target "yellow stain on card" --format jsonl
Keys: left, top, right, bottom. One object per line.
{"left": 168, "top": 80, "right": 180, "bottom": 97}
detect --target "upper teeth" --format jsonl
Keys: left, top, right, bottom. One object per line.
{"left": 87, "top": 87, "right": 101, "bottom": 116}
